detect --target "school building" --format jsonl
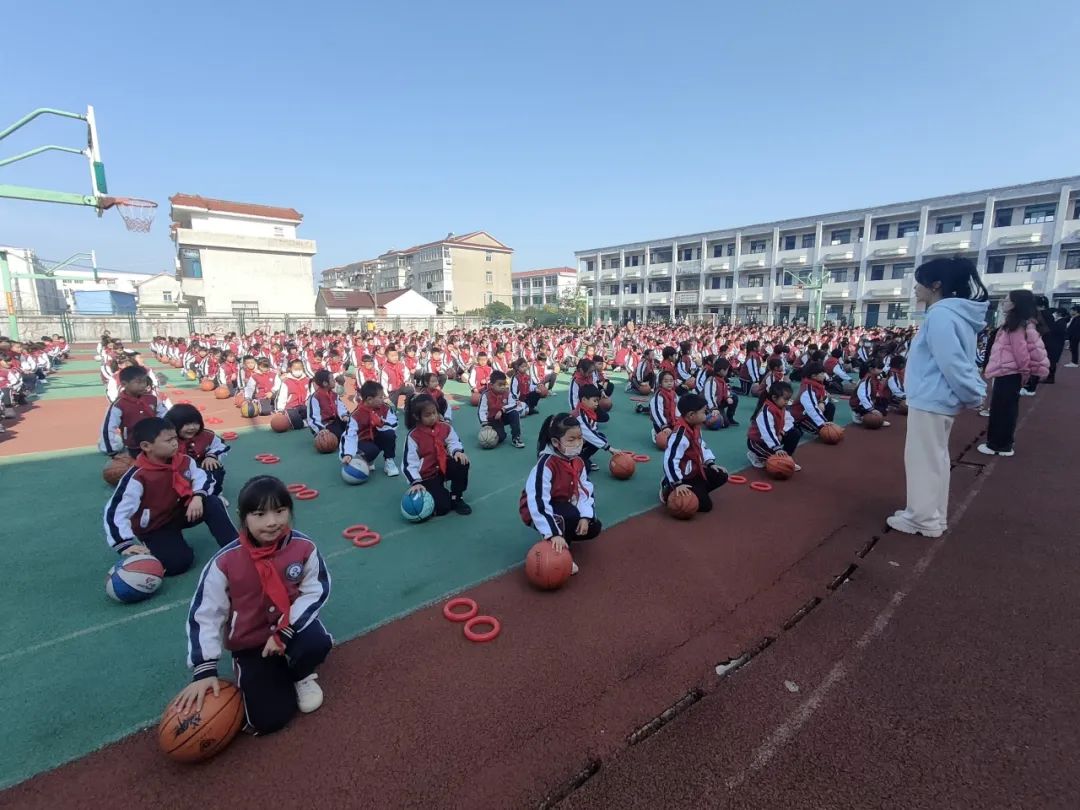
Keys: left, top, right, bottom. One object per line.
{"left": 511, "top": 267, "right": 579, "bottom": 311}
{"left": 574, "top": 176, "right": 1080, "bottom": 327}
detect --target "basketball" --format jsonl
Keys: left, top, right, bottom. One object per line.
{"left": 704, "top": 410, "right": 723, "bottom": 430}
{"left": 477, "top": 425, "right": 500, "bottom": 449}
{"left": 750, "top": 383, "right": 764, "bottom": 397}
{"left": 819, "top": 423, "right": 844, "bottom": 445}
{"left": 102, "top": 455, "right": 133, "bottom": 486}
{"left": 638, "top": 382, "right": 652, "bottom": 395}
{"left": 470, "top": 391, "right": 482, "bottom": 406}
{"left": 524, "top": 540, "right": 573, "bottom": 590}
{"left": 862, "top": 410, "right": 885, "bottom": 429}
{"left": 666, "top": 487, "right": 699, "bottom": 520}
{"left": 765, "top": 454, "right": 797, "bottom": 480}
{"left": 233, "top": 392, "right": 246, "bottom": 408}
{"left": 654, "top": 428, "right": 671, "bottom": 450}
{"left": 608, "top": 452, "right": 636, "bottom": 480}
{"left": 314, "top": 429, "right": 339, "bottom": 453}
{"left": 170, "top": 359, "right": 183, "bottom": 368}
{"left": 340, "top": 456, "right": 370, "bottom": 484}
{"left": 239, "top": 400, "right": 260, "bottom": 418}
{"left": 158, "top": 681, "right": 244, "bottom": 763}
{"left": 401, "top": 488, "right": 435, "bottom": 522}
{"left": 185, "top": 370, "right": 198, "bottom": 381}
{"left": 269, "top": 412, "right": 292, "bottom": 433}
{"left": 105, "top": 554, "right": 165, "bottom": 603}
{"left": 198, "top": 379, "right": 216, "bottom": 392}
{"left": 598, "top": 396, "right": 613, "bottom": 411}
{"left": 214, "top": 386, "right": 231, "bottom": 400}
{"left": 536, "top": 384, "right": 549, "bottom": 398}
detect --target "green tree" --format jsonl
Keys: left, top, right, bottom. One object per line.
{"left": 466, "top": 301, "right": 513, "bottom": 320}
{"left": 558, "top": 287, "right": 588, "bottom": 325}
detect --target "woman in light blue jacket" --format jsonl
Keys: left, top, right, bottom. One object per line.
{"left": 888, "top": 257, "right": 988, "bottom": 538}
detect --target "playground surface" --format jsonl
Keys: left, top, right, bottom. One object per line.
{"left": 1, "top": 347, "right": 1076, "bottom": 809}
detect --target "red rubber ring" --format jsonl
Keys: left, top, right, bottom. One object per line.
{"left": 750, "top": 481, "right": 773, "bottom": 492}
{"left": 286, "top": 483, "right": 308, "bottom": 493}
{"left": 629, "top": 396, "right": 650, "bottom": 402}
{"left": 631, "top": 454, "right": 651, "bottom": 463}
{"left": 442, "top": 597, "right": 478, "bottom": 623}
{"left": 259, "top": 457, "right": 280, "bottom": 464}
{"left": 295, "top": 488, "right": 318, "bottom": 499}
{"left": 463, "top": 615, "right": 501, "bottom": 643}
{"left": 221, "top": 432, "right": 238, "bottom": 440}
{"left": 255, "top": 453, "right": 275, "bottom": 460}
{"left": 351, "top": 531, "right": 381, "bottom": 548}
{"left": 728, "top": 474, "right": 748, "bottom": 484}
{"left": 342, "top": 524, "right": 370, "bottom": 539}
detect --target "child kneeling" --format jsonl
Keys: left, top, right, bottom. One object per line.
{"left": 403, "top": 394, "right": 472, "bottom": 516}
{"left": 174, "top": 476, "right": 332, "bottom": 734}
{"left": 660, "top": 393, "right": 728, "bottom": 512}
{"left": 747, "top": 381, "right": 803, "bottom": 470}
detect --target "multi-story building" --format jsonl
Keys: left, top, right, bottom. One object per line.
{"left": 169, "top": 194, "right": 318, "bottom": 315}
{"left": 321, "top": 259, "right": 378, "bottom": 292}
{"left": 2, "top": 246, "right": 66, "bottom": 315}
{"left": 344, "top": 231, "right": 512, "bottom": 314}
{"left": 575, "top": 176, "right": 1080, "bottom": 327}
{"left": 511, "top": 267, "right": 579, "bottom": 310}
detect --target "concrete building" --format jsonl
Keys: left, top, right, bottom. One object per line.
{"left": 2, "top": 246, "right": 66, "bottom": 315}
{"left": 72, "top": 290, "right": 137, "bottom": 315}
{"left": 575, "top": 176, "right": 1080, "bottom": 327}
{"left": 321, "top": 259, "right": 378, "bottom": 293}
{"left": 511, "top": 267, "right": 579, "bottom": 310}
{"left": 315, "top": 288, "right": 438, "bottom": 318}
{"left": 169, "top": 194, "right": 318, "bottom": 316}
{"left": 54, "top": 267, "right": 157, "bottom": 313}
{"left": 133, "top": 273, "right": 184, "bottom": 313}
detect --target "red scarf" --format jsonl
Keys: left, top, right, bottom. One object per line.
{"left": 763, "top": 399, "right": 787, "bottom": 438}
{"left": 673, "top": 417, "right": 705, "bottom": 478}
{"left": 135, "top": 452, "right": 193, "bottom": 499}
{"left": 238, "top": 528, "right": 292, "bottom": 628}
{"left": 423, "top": 424, "right": 448, "bottom": 475}
{"left": 658, "top": 386, "right": 677, "bottom": 423}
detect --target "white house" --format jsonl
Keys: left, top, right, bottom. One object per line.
{"left": 315, "top": 287, "right": 438, "bottom": 318}
{"left": 55, "top": 268, "right": 158, "bottom": 312}
{"left": 133, "top": 273, "right": 184, "bottom": 312}
{"left": 512, "top": 266, "right": 580, "bottom": 310}
{"left": 1, "top": 245, "right": 66, "bottom": 315}
{"left": 169, "top": 194, "right": 318, "bottom": 316}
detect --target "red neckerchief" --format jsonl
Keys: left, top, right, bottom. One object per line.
{"left": 802, "top": 377, "right": 826, "bottom": 401}
{"left": 764, "top": 399, "right": 787, "bottom": 438}
{"left": 421, "top": 423, "right": 448, "bottom": 475}
{"left": 357, "top": 403, "right": 384, "bottom": 430}
{"left": 135, "top": 452, "right": 193, "bottom": 499}
{"left": 237, "top": 528, "right": 292, "bottom": 629}
{"left": 575, "top": 404, "right": 597, "bottom": 423}
{"left": 673, "top": 417, "right": 705, "bottom": 477}
{"left": 658, "top": 386, "right": 677, "bottom": 422}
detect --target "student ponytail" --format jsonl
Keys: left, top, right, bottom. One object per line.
{"left": 751, "top": 381, "right": 792, "bottom": 421}
{"left": 914, "top": 256, "right": 988, "bottom": 302}
{"left": 536, "top": 412, "right": 579, "bottom": 457}
{"left": 405, "top": 393, "right": 436, "bottom": 430}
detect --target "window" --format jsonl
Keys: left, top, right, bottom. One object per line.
{"left": 802, "top": 233, "right": 815, "bottom": 249}
{"left": 1065, "top": 251, "right": 1080, "bottom": 270}
{"left": 935, "top": 216, "right": 962, "bottom": 234}
{"left": 1073, "top": 200, "right": 1080, "bottom": 219}
{"left": 623, "top": 282, "right": 639, "bottom": 294}
{"left": 887, "top": 304, "right": 908, "bottom": 321}
{"left": 724, "top": 276, "right": 734, "bottom": 289}
{"left": 679, "top": 248, "right": 695, "bottom": 261}
{"left": 897, "top": 220, "right": 920, "bottom": 237}
{"left": 708, "top": 277, "right": 725, "bottom": 289}
{"left": 179, "top": 248, "right": 202, "bottom": 279}
{"left": 726, "top": 243, "right": 735, "bottom": 256}
{"left": 651, "top": 249, "right": 672, "bottom": 263}
{"left": 1023, "top": 204, "right": 1055, "bottom": 224}
{"left": 1016, "top": 253, "right": 1048, "bottom": 273}
{"left": 749, "top": 240, "right": 767, "bottom": 254}
{"left": 162, "top": 291, "right": 173, "bottom": 303}
{"left": 890, "top": 262, "right": 913, "bottom": 279}
{"left": 830, "top": 269, "right": 848, "bottom": 283}
{"left": 853, "top": 267, "right": 860, "bottom": 281}
{"left": 857, "top": 226, "right": 864, "bottom": 242}
{"left": 986, "top": 256, "right": 1005, "bottom": 274}
{"left": 485, "top": 292, "right": 493, "bottom": 304}
{"left": 485, "top": 271, "right": 493, "bottom": 283}
{"left": 626, "top": 254, "right": 641, "bottom": 266}
{"left": 711, "top": 245, "right": 724, "bottom": 258}
{"left": 971, "top": 211, "right": 984, "bottom": 230}
{"left": 783, "top": 235, "right": 796, "bottom": 251}
{"left": 874, "top": 223, "right": 890, "bottom": 240}
{"left": 870, "top": 264, "right": 885, "bottom": 281}
{"left": 994, "top": 207, "right": 1013, "bottom": 228}
{"left": 746, "top": 274, "right": 764, "bottom": 287}
{"left": 485, "top": 252, "right": 492, "bottom": 262}
{"left": 585, "top": 260, "right": 594, "bottom": 272}
{"left": 830, "top": 229, "right": 851, "bottom": 245}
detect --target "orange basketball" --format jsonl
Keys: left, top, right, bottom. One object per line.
{"left": 170, "top": 359, "right": 183, "bottom": 369}
{"left": 765, "top": 454, "right": 797, "bottom": 480}
{"left": 239, "top": 400, "right": 260, "bottom": 418}
{"left": 818, "top": 423, "right": 845, "bottom": 445}
{"left": 269, "top": 412, "right": 292, "bottom": 433}
{"left": 314, "top": 429, "right": 338, "bottom": 453}
{"left": 666, "top": 488, "right": 699, "bottom": 520}
{"left": 861, "top": 410, "right": 884, "bottom": 429}
{"left": 536, "top": 384, "right": 549, "bottom": 398}
{"left": 157, "top": 681, "right": 244, "bottom": 763}
{"left": 233, "top": 393, "right": 246, "bottom": 408}
{"left": 214, "top": 386, "right": 232, "bottom": 400}
{"left": 608, "top": 452, "right": 636, "bottom": 480}
{"left": 470, "top": 391, "right": 482, "bottom": 406}
{"left": 638, "top": 382, "right": 652, "bottom": 395}
{"left": 524, "top": 540, "right": 574, "bottom": 590}
{"left": 598, "top": 396, "right": 613, "bottom": 411}
{"left": 103, "top": 455, "right": 133, "bottom": 486}
{"left": 654, "top": 428, "right": 671, "bottom": 450}
{"left": 750, "top": 383, "right": 764, "bottom": 397}
{"left": 198, "top": 379, "right": 216, "bottom": 392}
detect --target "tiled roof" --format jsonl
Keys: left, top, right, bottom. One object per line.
{"left": 512, "top": 266, "right": 577, "bottom": 278}
{"left": 169, "top": 194, "right": 303, "bottom": 222}
{"left": 318, "top": 288, "right": 413, "bottom": 309}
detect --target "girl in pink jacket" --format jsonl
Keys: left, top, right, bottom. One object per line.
{"left": 979, "top": 289, "right": 1050, "bottom": 456}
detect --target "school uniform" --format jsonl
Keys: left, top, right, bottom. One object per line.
{"left": 187, "top": 530, "right": 332, "bottom": 734}
{"left": 403, "top": 421, "right": 469, "bottom": 514}
{"left": 306, "top": 388, "right": 349, "bottom": 439}
{"left": 275, "top": 374, "right": 313, "bottom": 429}
{"left": 511, "top": 371, "right": 541, "bottom": 415}
{"left": 849, "top": 375, "right": 888, "bottom": 418}
{"left": 180, "top": 429, "right": 231, "bottom": 496}
{"left": 572, "top": 404, "right": 610, "bottom": 468}
{"left": 747, "top": 400, "right": 802, "bottom": 461}
{"left": 243, "top": 371, "right": 280, "bottom": 414}
{"left": 631, "top": 357, "right": 656, "bottom": 393}
{"left": 341, "top": 403, "right": 398, "bottom": 464}
{"left": 886, "top": 370, "right": 906, "bottom": 404}
{"left": 791, "top": 378, "right": 835, "bottom": 434}
{"left": 649, "top": 387, "right": 678, "bottom": 440}
{"left": 661, "top": 419, "right": 728, "bottom": 512}
{"left": 477, "top": 387, "right": 522, "bottom": 444}
{"left": 100, "top": 392, "right": 168, "bottom": 456}
{"left": 702, "top": 375, "right": 739, "bottom": 426}
{"left": 103, "top": 454, "right": 237, "bottom": 575}
{"left": 520, "top": 450, "right": 601, "bottom": 543}
{"left": 675, "top": 356, "right": 698, "bottom": 393}
{"left": 467, "top": 364, "right": 493, "bottom": 392}
{"left": 380, "top": 360, "right": 414, "bottom": 406}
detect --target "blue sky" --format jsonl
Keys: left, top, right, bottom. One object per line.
{"left": 2, "top": 0, "right": 1078, "bottom": 279}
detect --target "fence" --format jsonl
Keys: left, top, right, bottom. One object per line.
{"left": 10, "top": 312, "right": 487, "bottom": 344}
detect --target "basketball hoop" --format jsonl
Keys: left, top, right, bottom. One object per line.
{"left": 99, "top": 196, "right": 158, "bottom": 233}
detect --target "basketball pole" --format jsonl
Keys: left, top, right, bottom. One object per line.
{"left": 1, "top": 250, "right": 100, "bottom": 337}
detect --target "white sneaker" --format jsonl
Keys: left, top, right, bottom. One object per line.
{"left": 746, "top": 450, "right": 765, "bottom": 469}
{"left": 793, "top": 463, "right": 802, "bottom": 472}
{"left": 1019, "top": 389, "right": 1036, "bottom": 397}
{"left": 383, "top": 459, "right": 400, "bottom": 477}
{"left": 892, "top": 509, "right": 947, "bottom": 533}
{"left": 978, "top": 409, "right": 990, "bottom": 417}
{"left": 294, "top": 674, "right": 323, "bottom": 713}
{"left": 882, "top": 421, "right": 891, "bottom": 427}
{"left": 851, "top": 414, "right": 863, "bottom": 424}
{"left": 1066, "top": 363, "right": 1078, "bottom": 368}
{"left": 571, "top": 562, "right": 580, "bottom": 575}
{"left": 977, "top": 443, "right": 1014, "bottom": 457}
{"left": 886, "top": 514, "right": 943, "bottom": 539}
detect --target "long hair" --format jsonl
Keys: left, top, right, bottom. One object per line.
{"left": 536, "top": 412, "right": 580, "bottom": 457}
{"left": 914, "top": 256, "right": 988, "bottom": 302}
{"left": 751, "top": 381, "right": 793, "bottom": 421}
{"left": 1002, "top": 289, "right": 1038, "bottom": 333}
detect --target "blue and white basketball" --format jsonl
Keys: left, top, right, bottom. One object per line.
{"left": 106, "top": 553, "right": 165, "bottom": 603}
{"left": 341, "top": 457, "right": 371, "bottom": 485}
{"left": 400, "top": 489, "right": 435, "bottom": 522}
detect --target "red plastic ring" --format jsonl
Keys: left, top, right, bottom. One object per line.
{"left": 342, "top": 524, "right": 370, "bottom": 539}
{"left": 221, "top": 432, "right": 238, "bottom": 440}
{"left": 286, "top": 483, "right": 308, "bottom": 493}
{"left": 728, "top": 474, "right": 748, "bottom": 484}
{"left": 631, "top": 453, "right": 651, "bottom": 463}
{"left": 350, "top": 531, "right": 381, "bottom": 548}
{"left": 259, "top": 456, "right": 280, "bottom": 464}
{"left": 443, "top": 597, "right": 478, "bottom": 623}
{"left": 463, "top": 615, "right": 501, "bottom": 643}
{"left": 750, "top": 481, "right": 773, "bottom": 492}
{"left": 295, "top": 488, "right": 318, "bottom": 499}
{"left": 255, "top": 453, "right": 276, "bottom": 461}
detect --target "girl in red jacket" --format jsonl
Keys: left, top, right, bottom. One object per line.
{"left": 403, "top": 394, "right": 471, "bottom": 516}
{"left": 167, "top": 403, "right": 230, "bottom": 500}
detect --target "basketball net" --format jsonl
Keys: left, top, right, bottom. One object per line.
{"left": 100, "top": 196, "right": 158, "bottom": 233}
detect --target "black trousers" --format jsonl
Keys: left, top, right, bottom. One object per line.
{"left": 599, "top": 380, "right": 614, "bottom": 397}
{"left": 285, "top": 406, "right": 307, "bottom": 430}
{"left": 796, "top": 402, "right": 836, "bottom": 434}
{"left": 1070, "top": 337, "right": 1079, "bottom": 365}
{"left": 310, "top": 418, "right": 347, "bottom": 440}
{"left": 490, "top": 410, "right": 522, "bottom": 442}
{"left": 139, "top": 495, "right": 238, "bottom": 575}
{"left": 630, "top": 373, "right": 655, "bottom": 393}
{"left": 986, "top": 373, "right": 1022, "bottom": 452}
{"left": 719, "top": 394, "right": 739, "bottom": 425}
{"left": 661, "top": 465, "right": 729, "bottom": 513}
{"left": 550, "top": 500, "right": 602, "bottom": 544}
{"left": 522, "top": 391, "right": 542, "bottom": 413}
{"left": 747, "top": 428, "right": 803, "bottom": 461}
{"left": 421, "top": 457, "right": 470, "bottom": 515}
{"left": 356, "top": 431, "right": 396, "bottom": 463}
{"left": 233, "top": 621, "right": 333, "bottom": 735}
{"left": 581, "top": 443, "right": 602, "bottom": 468}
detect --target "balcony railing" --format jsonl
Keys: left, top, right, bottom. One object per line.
{"left": 676, "top": 259, "right": 701, "bottom": 275}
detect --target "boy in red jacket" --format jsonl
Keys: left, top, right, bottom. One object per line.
{"left": 100, "top": 366, "right": 168, "bottom": 457}
{"left": 341, "top": 381, "right": 400, "bottom": 477}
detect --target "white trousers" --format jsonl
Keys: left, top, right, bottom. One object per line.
{"left": 902, "top": 407, "right": 955, "bottom": 530}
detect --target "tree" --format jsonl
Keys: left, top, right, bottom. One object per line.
{"left": 466, "top": 301, "right": 513, "bottom": 320}
{"left": 558, "top": 286, "right": 588, "bottom": 325}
